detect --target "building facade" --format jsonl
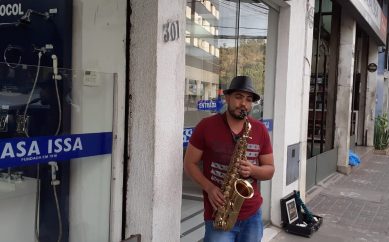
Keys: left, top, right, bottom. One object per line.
{"left": 128, "top": 0, "right": 389, "bottom": 241}
{"left": 129, "top": 0, "right": 316, "bottom": 240}
{"left": 306, "top": 0, "right": 387, "bottom": 189}
{"left": 0, "top": 0, "right": 388, "bottom": 242}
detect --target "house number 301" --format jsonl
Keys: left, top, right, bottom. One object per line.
{"left": 163, "top": 20, "right": 180, "bottom": 42}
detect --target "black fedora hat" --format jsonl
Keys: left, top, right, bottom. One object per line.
{"left": 223, "top": 76, "right": 260, "bottom": 102}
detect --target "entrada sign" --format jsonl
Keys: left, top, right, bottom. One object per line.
{"left": 197, "top": 98, "right": 224, "bottom": 112}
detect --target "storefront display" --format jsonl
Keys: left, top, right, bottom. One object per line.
{"left": 0, "top": 63, "right": 115, "bottom": 242}
{"left": 0, "top": 2, "right": 115, "bottom": 241}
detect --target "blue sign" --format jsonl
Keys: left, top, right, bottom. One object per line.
{"left": 197, "top": 98, "right": 224, "bottom": 112}
{"left": 183, "top": 128, "right": 194, "bottom": 148}
{"left": 0, "top": 132, "right": 112, "bottom": 169}
{"left": 262, "top": 119, "right": 273, "bottom": 131}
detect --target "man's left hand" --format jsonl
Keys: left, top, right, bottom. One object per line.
{"left": 239, "top": 159, "right": 253, "bottom": 178}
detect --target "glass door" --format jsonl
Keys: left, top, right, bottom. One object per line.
{"left": 182, "top": 0, "right": 278, "bottom": 240}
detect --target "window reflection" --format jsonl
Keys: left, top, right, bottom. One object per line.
{"left": 308, "top": 0, "right": 336, "bottom": 157}
{"left": 182, "top": 2, "right": 274, "bottom": 235}
{"left": 184, "top": 0, "right": 269, "bottom": 128}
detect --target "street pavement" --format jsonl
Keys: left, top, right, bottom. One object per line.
{"left": 268, "top": 147, "right": 389, "bottom": 242}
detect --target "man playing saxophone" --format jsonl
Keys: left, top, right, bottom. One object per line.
{"left": 184, "top": 76, "right": 275, "bottom": 242}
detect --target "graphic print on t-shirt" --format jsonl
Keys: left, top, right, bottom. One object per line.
{"left": 210, "top": 142, "right": 260, "bottom": 185}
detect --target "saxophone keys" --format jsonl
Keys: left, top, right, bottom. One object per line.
{"left": 229, "top": 201, "right": 234, "bottom": 208}
{"left": 224, "top": 191, "right": 229, "bottom": 198}
{"left": 225, "top": 185, "right": 231, "bottom": 192}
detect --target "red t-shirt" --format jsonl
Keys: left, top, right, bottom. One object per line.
{"left": 189, "top": 113, "right": 273, "bottom": 220}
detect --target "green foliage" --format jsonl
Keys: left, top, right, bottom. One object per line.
{"left": 219, "top": 39, "right": 266, "bottom": 95}
{"left": 374, "top": 114, "right": 389, "bottom": 150}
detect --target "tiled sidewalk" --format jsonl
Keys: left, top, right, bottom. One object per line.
{"left": 269, "top": 147, "right": 389, "bottom": 242}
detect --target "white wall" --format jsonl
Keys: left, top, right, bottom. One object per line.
{"left": 126, "top": 0, "right": 185, "bottom": 241}
{"left": 270, "top": 0, "right": 314, "bottom": 227}
{"left": 71, "top": 0, "right": 127, "bottom": 241}
{"left": 262, "top": 5, "right": 279, "bottom": 223}
{"left": 299, "top": 0, "right": 315, "bottom": 201}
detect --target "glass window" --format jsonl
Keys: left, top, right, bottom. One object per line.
{"left": 237, "top": 2, "right": 268, "bottom": 119}
{"left": 184, "top": 0, "right": 269, "bottom": 132}
{"left": 183, "top": 0, "right": 271, "bottom": 197}
{"left": 0, "top": 62, "right": 115, "bottom": 241}
{"left": 182, "top": 2, "right": 276, "bottom": 239}
{"left": 308, "top": 0, "right": 337, "bottom": 157}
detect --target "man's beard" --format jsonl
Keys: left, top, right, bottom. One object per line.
{"left": 228, "top": 107, "right": 249, "bottom": 120}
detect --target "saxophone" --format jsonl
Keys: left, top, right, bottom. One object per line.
{"left": 213, "top": 114, "right": 254, "bottom": 231}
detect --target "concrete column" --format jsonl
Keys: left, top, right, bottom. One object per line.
{"left": 205, "top": 82, "right": 211, "bottom": 99}
{"left": 127, "top": 1, "right": 185, "bottom": 241}
{"left": 262, "top": 6, "right": 279, "bottom": 223}
{"left": 270, "top": 0, "right": 314, "bottom": 227}
{"left": 365, "top": 40, "right": 378, "bottom": 146}
{"left": 270, "top": 3, "right": 290, "bottom": 227}
{"left": 298, "top": 0, "right": 315, "bottom": 201}
{"left": 196, "top": 80, "right": 202, "bottom": 96}
{"left": 334, "top": 13, "right": 356, "bottom": 174}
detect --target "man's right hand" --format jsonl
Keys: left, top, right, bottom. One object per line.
{"left": 205, "top": 184, "right": 225, "bottom": 210}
